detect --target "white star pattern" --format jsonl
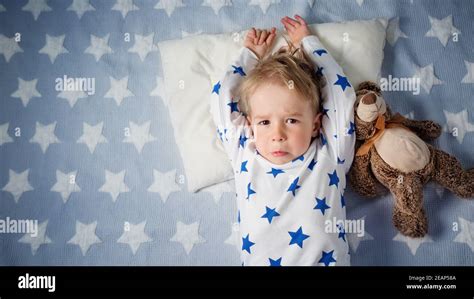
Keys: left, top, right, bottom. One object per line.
{"left": 461, "top": 60, "right": 474, "bottom": 84}
{"left": 39, "top": 34, "right": 69, "bottom": 63}
{"left": 76, "top": 122, "right": 108, "bottom": 154}
{"left": 104, "top": 76, "right": 134, "bottom": 106}
{"left": 67, "top": 221, "right": 102, "bottom": 256}
{"left": 57, "top": 90, "right": 87, "bottom": 108}
{"left": 112, "top": 0, "right": 139, "bottom": 18}
{"left": 412, "top": 63, "right": 443, "bottom": 94}
{"left": 170, "top": 221, "right": 206, "bottom": 255}
{"left": 201, "top": 0, "right": 232, "bottom": 15}
{"left": 18, "top": 220, "right": 52, "bottom": 255}
{"left": 128, "top": 33, "right": 157, "bottom": 62}
{"left": 0, "top": 123, "right": 14, "bottom": 146}
{"left": 98, "top": 170, "right": 130, "bottom": 202}
{"left": 67, "top": 0, "right": 95, "bottom": 19}
{"left": 248, "top": 0, "right": 281, "bottom": 14}
{"left": 84, "top": 34, "right": 113, "bottom": 62}
{"left": 386, "top": 17, "right": 408, "bottom": 46}
{"left": 149, "top": 76, "right": 167, "bottom": 106}
{"left": 0, "top": 0, "right": 472, "bottom": 267}
{"left": 154, "top": 0, "right": 186, "bottom": 17}
{"left": 442, "top": 109, "right": 474, "bottom": 144}
{"left": 0, "top": 34, "right": 23, "bottom": 62}
{"left": 122, "top": 121, "right": 156, "bottom": 153}
{"left": 50, "top": 170, "right": 81, "bottom": 203}
{"left": 393, "top": 233, "right": 433, "bottom": 255}
{"left": 29, "top": 121, "right": 61, "bottom": 153}
{"left": 22, "top": 0, "right": 52, "bottom": 21}
{"left": 117, "top": 221, "right": 152, "bottom": 255}
{"left": 454, "top": 217, "right": 474, "bottom": 252}
{"left": 11, "top": 78, "right": 41, "bottom": 107}
{"left": 346, "top": 216, "right": 374, "bottom": 253}
{"left": 1, "top": 169, "right": 34, "bottom": 203}
{"left": 147, "top": 169, "right": 181, "bottom": 203}
{"left": 425, "top": 15, "right": 460, "bottom": 47}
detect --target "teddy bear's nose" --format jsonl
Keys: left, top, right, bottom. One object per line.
{"left": 361, "top": 93, "right": 377, "bottom": 105}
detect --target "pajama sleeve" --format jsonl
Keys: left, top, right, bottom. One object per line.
{"left": 210, "top": 46, "right": 259, "bottom": 171}
{"left": 301, "top": 35, "right": 357, "bottom": 173}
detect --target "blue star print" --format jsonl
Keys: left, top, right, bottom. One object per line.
{"left": 228, "top": 101, "right": 239, "bottom": 113}
{"left": 328, "top": 170, "right": 339, "bottom": 188}
{"left": 287, "top": 177, "right": 301, "bottom": 196}
{"left": 341, "top": 193, "right": 345, "bottom": 208}
{"left": 308, "top": 159, "right": 317, "bottom": 171}
{"left": 322, "top": 107, "right": 329, "bottom": 118}
{"left": 313, "top": 49, "right": 328, "bottom": 56}
{"left": 337, "top": 224, "right": 346, "bottom": 242}
{"left": 292, "top": 155, "right": 304, "bottom": 162}
{"left": 239, "top": 134, "right": 248, "bottom": 148}
{"left": 232, "top": 65, "right": 246, "bottom": 76}
{"left": 261, "top": 206, "right": 280, "bottom": 224}
{"left": 246, "top": 182, "right": 256, "bottom": 199}
{"left": 212, "top": 81, "right": 221, "bottom": 94}
{"left": 241, "top": 160, "right": 248, "bottom": 173}
{"left": 334, "top": 74, "right": 351, "bottom": 91}
{"left": 314, "top": 197, "right": 331, "bottom": 215}
{"left": 337, "top": 157, "right": 345, "bottom": 164}
{"left": 269, "top": 257, "right": 282, "bottom": 266}
{"left": 319, "top": 250, "right": 337, "bottom": 266}
{"left": 347, "top": 121, "right": 355, "bottom": 135}
{"left": 238, "top": 210, "right": 240, "bottom": 223}
{"left": 320, "top": 132, "right": 327, "bottom": 146}
{"left": 267, "top": 168, "right": 285, "bottom": 178}
{"left": 242, "top": 234, "right": 255, "bottom": 253}
{"left": 288, "top": 226, "right": 310, "bottom": 248}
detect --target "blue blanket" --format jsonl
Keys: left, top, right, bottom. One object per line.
{"left": 0, "top": 0, "right": 473, "bottom": 266}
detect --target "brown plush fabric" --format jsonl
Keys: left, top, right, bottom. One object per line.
{"left": 349, "top": 81, "right": 474, "bottom": 238}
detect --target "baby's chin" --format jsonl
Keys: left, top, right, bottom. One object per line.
{"left": 261, "top": 152, "right": 295, "bottom": 165}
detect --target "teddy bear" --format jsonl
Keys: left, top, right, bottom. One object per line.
{"left": 349, "top": 81, "right": 474, "bottom": 238}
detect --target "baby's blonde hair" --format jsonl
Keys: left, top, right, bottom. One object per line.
{"left": 237, "top": 36, "right": 323, "bottom": 117}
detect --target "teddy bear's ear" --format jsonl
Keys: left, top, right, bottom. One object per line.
{"left": 357, "top": 81, "right": 382, "bottom": 95}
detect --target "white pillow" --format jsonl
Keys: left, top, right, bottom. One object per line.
{"left": 157, "top": 18, "right": 388, "bottom": 193}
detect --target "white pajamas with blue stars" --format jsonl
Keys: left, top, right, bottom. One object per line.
{"left": 210, "top": 35, "right": 356, "bottom": 266}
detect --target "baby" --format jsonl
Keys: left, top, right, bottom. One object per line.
{"left": 210, "top": 15, "right": 356, "bottom": 266}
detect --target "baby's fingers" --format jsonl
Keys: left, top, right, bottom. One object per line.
{"left": 258, "top": 30, "right": 268, "bottom": 45}
{"left": 294, "top": 15, "right": 307, "bottom": 25}
{"left": 247, "top": 27, "right": 256, "bottom": 38}
{"left": 266, "top": 28, "right": 276, "bottom": 45}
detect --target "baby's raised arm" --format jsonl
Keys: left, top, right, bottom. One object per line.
{"left": 210, "top": 28, "right": 276, "bottom": 171}
{"left": 282, "top": 15, "right": 357, "bottom": 172}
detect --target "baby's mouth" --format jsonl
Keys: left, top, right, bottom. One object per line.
{"left": 272, "top": 151, "right": 288, "bottom": 157}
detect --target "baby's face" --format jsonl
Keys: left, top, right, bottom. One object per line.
{"left": 246, "top": 82, "right": 322, "bottom": 165}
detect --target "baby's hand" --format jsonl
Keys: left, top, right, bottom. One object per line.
{"left": 244, "top": 27, "right": 276, "bottom": 60}
{"left": 280, "top": 15, "right": 312, "bottom": 48}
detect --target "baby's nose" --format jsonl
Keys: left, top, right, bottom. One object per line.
{"left": 272, "top": 126, "right": 286, "bottom": 141}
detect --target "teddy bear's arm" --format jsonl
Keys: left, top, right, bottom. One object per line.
{"left": 399, "top": 117, "right": 442, "bottom": 141}
{"left": 349, "top": 151, "right": 379, "bottom": 198}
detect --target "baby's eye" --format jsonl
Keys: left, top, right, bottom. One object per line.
{"left": 258, "top": 120, "right": 270, "bottom": 125}
{"left": 286, "top": 118, "right": 298, "bottom": 124}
